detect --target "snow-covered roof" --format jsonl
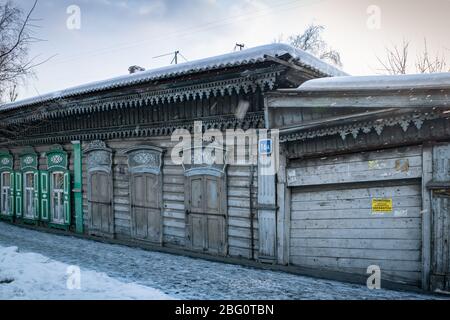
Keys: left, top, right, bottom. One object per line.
{"left": 0, "top": 43, "right": 347, "bottom": 113}
{"left": 297, "top": 72, "right": 450, "bottom": 91}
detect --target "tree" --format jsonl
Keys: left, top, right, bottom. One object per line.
{"left": 377, "top": 38, "right": 449, "bottom": 75}
{"left": 0, "top": 0, "right": 40, "bottom": 103}
{"left": 275, "top": 24, "right": 343, "bottom": 67}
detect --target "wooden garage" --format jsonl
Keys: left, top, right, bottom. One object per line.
{"left": 266, "top": 73, "right": 450, "bottom": 291}
{"left": 288, "top": 146, "right": 424, "bottom": 286}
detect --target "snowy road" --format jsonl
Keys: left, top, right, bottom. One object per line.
{"left": 0, "top": 222, "right": 444, "bottom": 300}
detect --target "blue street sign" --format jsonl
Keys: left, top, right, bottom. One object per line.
{"left": 259, "top": 139, "right": 272, "bottom": 155}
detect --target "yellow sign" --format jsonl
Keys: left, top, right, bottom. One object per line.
{"left": 372, "top": 199, "right": 393, "bottom": 213}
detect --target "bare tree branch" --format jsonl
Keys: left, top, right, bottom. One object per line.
{"left": 376, "top": 39, "right": 410, "bottom": 75}
{"left": 0, "top": 0, "right": 44, "bottom": 103}
{"left": 274, "top": 24, "right": 343, "bottom": 67}
{"left": 377, "top": 38, "right": 450, "bottom": 74}
{"left": 0, "top": 0, "right": 38, "bottom": 59}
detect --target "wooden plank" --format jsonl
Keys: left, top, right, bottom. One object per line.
{"left": 291, "top": 228, "right": 421, "bottom": 240}
{"left": 421, "top": 144, "right": 432, "bottom": 289}
{"left": 290, "top": 238, "right": 421, "bottom": 250}
{"left": 290, "top": 256, "right": 422, "bottom": 272}
{"left": 291, "top": 196, "right": 421, "bottom": 211}
{"left": 228, "top": 247, "right": 252, "bottom": 259}
{"left": 163, "top": 202, "right": 185, "bottom": 211}
{"left": 228, "top": 226, "right": 253, "bottom": 239}
{"left": 291, "top": 184, "right": 421, "bottom": 201}
{"left": 228, "top": 217, "right": 252, "bottom": 228}
{"left": 228, "top": 198, "right": 250, "bottom": 208}
{"left": 291, "top": 217, "right": 421, "bottom": 230}
{"left": 163, "top": 210, "right": 185, "bottom": 220}
{"left": 290, "top": 146, "right": 422, "bottom": 168}
{"left": 163, "top": 218, "right": 185, "bottom": 229}
{"left": 163, "top": 225, "right": 186, "bottom": 238}
{"left": 292, "top": 247, "right": 420, "bottom": 261}
{"left": 288, "top": 147, "right": 423, "bottom": 187}
{"left": 292, "top": 207, "right": 422, "bottom": 220}
{"left": 288, "top": 166, "right": 422, "bottom": 187}
{"left": 163, "top": 193, "right": 184, "bottom": 202}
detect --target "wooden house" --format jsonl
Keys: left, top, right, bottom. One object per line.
{"left": 2, "top": 43, "right": 449, "bottom": 293}
{"left": 0, "top": 44, "right": 344, "bottom": 264}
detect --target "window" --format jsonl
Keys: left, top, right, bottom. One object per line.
{"left": 51, "top": 172, "right": 65, "bottom": 223}
{"left": 24, "top": 172, "right": 35, "bottom": 218}
{"left": 1, "top": 172, "right": 11, "bottom": 214}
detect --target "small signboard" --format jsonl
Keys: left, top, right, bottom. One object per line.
{"left": 372, "top": 199, "right": 393, "bottom": 213}
{"left": 259, "top": 139, "right": 272, "bottom": 155}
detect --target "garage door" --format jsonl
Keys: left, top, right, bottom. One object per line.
{"left": 287, "top": 146, "right": 423, "bottom": 286}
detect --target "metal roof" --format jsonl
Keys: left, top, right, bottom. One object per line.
{"left": 0, "top": 43, "right": 347, "bottom": 112}
{"left": 296, "top": 72, "right": 450, "bottom": 92}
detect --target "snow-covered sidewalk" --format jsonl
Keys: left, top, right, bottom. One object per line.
{"left": 0, "top": 222, "right": 445, "bottom": 300}
{"left": 0, "top": 245, "right": 171, "bottom": 300}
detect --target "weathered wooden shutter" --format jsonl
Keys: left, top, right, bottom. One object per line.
{"left": 63, "top": 171, "right": 71, "bottom": 225}
{"left": 33, "top": 171, "right": 40, "bottom": 220}
{"left": 40, "top": 171, "right": 50, "bottom": 221}
{"left": 15, "top": 172, "right": 22, "bottom": 217}
{"left": 429, "top": 143, "right": 450, "bottom": 291}
{"left": 8, "top": 172, "right": 14, "bottom": 216}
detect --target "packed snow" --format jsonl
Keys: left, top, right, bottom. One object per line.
{"left": 0, "top": 245, "right": 171, "bottom": 300}
{"left": 0, "top": 222, "right": 445, "bottom": 300}
{"left": 297, "top": 72, "right": 450, "bottom": 91}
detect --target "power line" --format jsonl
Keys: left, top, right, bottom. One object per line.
{"left": 48, "top": 0, "right": 325, "bottom": 66}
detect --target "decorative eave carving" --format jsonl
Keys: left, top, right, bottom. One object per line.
{"left": 4, "top": 72, "right": 280, "bottom": 126}
{"left": 280, "top": 110, "right": 443, "bottom": 143}
{"left": 11, "top": 112, "right": 265, "bottom": 146}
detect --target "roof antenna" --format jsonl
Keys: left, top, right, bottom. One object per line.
{"left": 153, "top": 50, "right": 188, "bottom": 65}
{"left": 234, "top": 43, "right": 245, "bottom": 51}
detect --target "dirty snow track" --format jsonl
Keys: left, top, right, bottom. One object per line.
{"left": 0, "top": 222, "right": 442, "bottom": 300}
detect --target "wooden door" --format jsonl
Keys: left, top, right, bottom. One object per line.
{"left": 131, "top": 173, "right": 162, "bottom": 243}
{"left": 186, "top": 175, "right": 226, "bottom": 255}
{"left": 89, "top": 172, "right": 113, "bottom": 236}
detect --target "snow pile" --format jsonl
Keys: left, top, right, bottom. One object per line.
{"left": 297, "top": 72, "right": 450, "bottom": 91}
{"left": 0, "top": 245, "right": 172, "bottom": 300}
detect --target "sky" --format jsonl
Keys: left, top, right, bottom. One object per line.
{"left": 11, "top": 0, "right": 450, "bottom": 100}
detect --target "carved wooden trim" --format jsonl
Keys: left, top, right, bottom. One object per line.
{"left": 280, "top": 110, "right": 443, "bottom": 143}
{"left": 123, "top": 145, "right": 164, "bottom": 175}
{"left": 9, "top": 113, "right": 265, "bottom": 146}
{"left": 83, "top": 140, "right": 113, "bottom": 174}
{"left": 0, "top": 151, "right": 13, "bottom": 171}
{"left": 182, "top": 146, "right": 228, "bottom": 177}
{"left": 3, "top": 72, "right": 279, "bottom": 126}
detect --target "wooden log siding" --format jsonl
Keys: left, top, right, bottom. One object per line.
{"left": 227, "top": 165, "right": 259, "bottom": 259}
{"left": 288, "top": 146, "right": 424, "bottom": 286}
{"left": 81, "top": 137, "right": 259, "bottom": 258}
